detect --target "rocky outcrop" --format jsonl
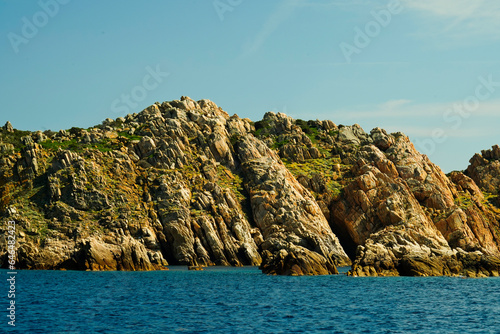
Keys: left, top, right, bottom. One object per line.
{"left": 331, "top": 146, "right": 452, "bottom": 276}
{"left": 1, "top": 97, "right": 499, "bottom": 276}
{"left": 332, "top": 140, "right": 500, "bottom": 277}
{"left": 3, "top": 121, "right": 14, "bottom": 133}
{"left": 237, "top": 135, "right": 349, "bottom": 275}
{"left": 244, "top": 110, "right": 500, "bottom": 277}
{"left": 466, "top": 145, "right": 500, "bottom": 194}
{"left": 0, "top": 97, "right": 348, "bottom": 275}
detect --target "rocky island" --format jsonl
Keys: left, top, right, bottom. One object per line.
{"left": 1, "top": 97, "right": 499, "bottom": 276}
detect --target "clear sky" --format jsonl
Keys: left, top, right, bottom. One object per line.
{"left": 0, "top": 0, "right": 499, "bottom": 172}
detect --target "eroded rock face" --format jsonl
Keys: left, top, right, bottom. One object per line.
{"left": 237, "top": 136, "right": 350, "bottom": 275}
{"left": 385, "top": 135, "right": 456, "bottom": 210}
{"left": 245, "top": 112, "right": 500, "bottom": 277}
{"left": 331, "top": 146, "right": 454, "bottom": 276}
{"left": 0, "top": 98, "right": 260, "bottom": 272}
{"left": 331, "top": 141, "right": 500, "bottom": 277}
{"left": 1, "top": 97, "right": 499, "bottom": 276}
{"left": 466, "top": 145, "right": 500, "bottom": 194}
{"left": 0, "top": 97, "right": 350, "bottom": 275}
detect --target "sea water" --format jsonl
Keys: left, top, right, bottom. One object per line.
{"left": 2, "top": 267, "right": 500, "bottom": 333}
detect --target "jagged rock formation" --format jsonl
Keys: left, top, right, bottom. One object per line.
{"left": 466, "top": 145, "right": 500, "bottom": 195}
{"left": 0, "top": 98, "right": 499, "bottom": 276}
{"left": 237, "top": 135, "right": 349, "bottom": 275}
{"left": 253, "top": 113, "right": 500, "bottom": 277}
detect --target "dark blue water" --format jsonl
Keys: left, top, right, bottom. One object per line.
{"left": 2, "top": 267, "right": 500, "bottom": 333}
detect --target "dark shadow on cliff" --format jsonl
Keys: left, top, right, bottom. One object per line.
{"left": 329, "top": 216, "right": 358, "bottom": 261}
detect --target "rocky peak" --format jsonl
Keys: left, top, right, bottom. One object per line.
{"left": 370, "top": 127, "right": 394, "bottom": 151}
{"left": 466, "top": 145, "right": 500, "bottom": 194}
{"left": 482, "top": 145, "right": 500, "bottom": 160}
{"left": 0, "top": 97, "right": 499, "bottom": 277}
{"left": 338, "top": 124, "right": 369, "bottom": 145}
{"left": 3, "top": 121, "right": 14, "bottom": 133}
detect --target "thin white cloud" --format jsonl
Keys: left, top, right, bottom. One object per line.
{"left": 300, "top": 0, "right": 500, "bottom": 42}
{"left": 240, "top": 0, "right": 304, "bottom": 59}
{"left": 402, "top": 0, "right": 500, "bottom": 42}
{"left": 315, "top": 98, "right": 499, "bottom": 143}
{"left": 380, "top": 99, "right": 412, "bottom": 110}
{"left": 334, "top": 99, "right": 500, "bottom": 119}
{"left": 403, "top": 0, "right": 482, "bottom": 18}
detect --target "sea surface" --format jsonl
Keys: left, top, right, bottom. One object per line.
{"left": 2, "top": 266, "right": 500, "bottom": 333}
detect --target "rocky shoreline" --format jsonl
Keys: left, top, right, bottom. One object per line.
{"left": 1, "top": 97, "right": 499, "bottom": 276}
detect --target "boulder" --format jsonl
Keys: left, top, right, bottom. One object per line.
{"left": 3, "top": 121, "right": 14, "bottom": 133}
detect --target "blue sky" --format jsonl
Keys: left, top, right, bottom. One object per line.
{"left": 0, "top": 0, "right": 499, "bottom": 172}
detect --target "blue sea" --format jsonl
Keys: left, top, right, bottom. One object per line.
{"left": 2, "top": 266, "right": 500, "bottom": 333}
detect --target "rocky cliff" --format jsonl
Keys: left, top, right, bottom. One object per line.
{"left": 1, "top": 97, "right": 499, "bottom": 276}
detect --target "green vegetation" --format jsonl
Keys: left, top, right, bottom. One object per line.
{"left": 328, "top": 130, "right": 339, "bottom": 137}
{"left": 9, "top": 190, "right": 54, "bottom": 241}
{"left": 295, "top": 119, "right": 320, "bottom": 142}
{"left": 43, "top": 130, "right": 56, "bottom": 138}
{"left": 68, "top": 127, "right": 84, "bottom": 136}
{"left": 271, "top": 139, "right": 289, "bottom": 150}
{"left": 40, "top": 138, "right": 120, "bottom": 153}
{"left": 216, "top": 164, "right": 245, "bottom": 201}
{"left": 40, "top": 138, "right": 82, "bottom": 151}
{"left": 229, "top": 134, "right": 241, "bottom": 146}
{"left": 0, "top": 129, "right": 32, "bottom": 152}
{"left": 113, "top": 118, "right": 124, "bottom": 128}
{"left": 190, "top": 208, "right": 206, "bottom": 218}
{"left": 283, "top": 157, "right": 344, "bottom": 196}
{"left": 294, "top": 119, "right": 310, "bottom": 133}
{"left": 482, "top": 192, "right": 500, "bottom": 215}
{"left": 0, "top": 125, "right": 138, "bottom": 155}
{"left": 454, "top": 191, "right": 499, "bottom": 212}
{"left": 181, "top": 164, "right": 198, "bottom": 178}
{"left": 483, "top": 192, "right": 498, "bottom": 202}
{"left": 118, "top": 131, "right": 142, "bottom": 141}
{"left": 133, "top": 124, "right": 153, "bottom": 137}
{"left": 94, "top": 139, "right": 119, "bottom": 152}
{"left": 253, "top": 120, "right": 271, "bottom": 137}
{"left": 454, "top": 193, "right": 474, "bottom": 209}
